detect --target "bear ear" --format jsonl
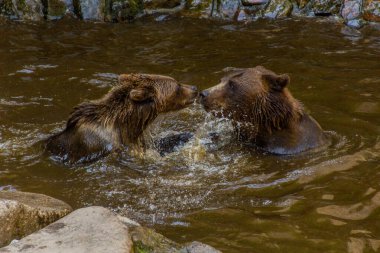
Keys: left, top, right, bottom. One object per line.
{"left": 262, "top": 73, "right": 290, "bottom": 91}
{"left": 129, "top": 87, "right": 154, "bottom": 102}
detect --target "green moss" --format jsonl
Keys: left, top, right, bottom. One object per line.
{"left": 47, "top": 0, "right": 66, "bottom": 17}
{"left": 133, "top": 241, "right": 155, "bottom": 253}
{"left": 16, "top": 0, "right": 26, "bottom": 11}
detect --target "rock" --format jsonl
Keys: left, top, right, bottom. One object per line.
{"left": 44, "top": 0, "right": 73, "bottom": 20}
{"left": 105, "top": 0, "right": 143, "bottom": 22}
{"left": 346, "top": 18, "right": 365, "bottom": 27}
{"left": 363, "top": 0, "right": 380, "bottom": 22}
{"left": 218, "top": 0, "right": 240, "bottom": 19}
{"left": 237, "top": 9, "right": 247, "bottom": 20}
{"left": 341, "top": 0, "right": 362, "bottom": 20}
{"left": 0, "top": 191, "right": 72, "bottom": 247}
{"left": 264, "top": 0, "right": 293, "bottom": 18}
{"left": 184, "top": 241, "right": 222, "bottom": 253}
{"left": 295, "top": 0, "right": 309, "bottom": 9}
{"left": 130, "top": 227, "right": 222, "bottom": 253}
{"left": 130, "top": 226, "right": 181, "bottom": 252}
{"left": 73, "top": 0, "right": 106, "bottom": 20}
{"left": 0, "top": 0, "right": 44, "bottom": 20}
{"left": 0, "top": 205, "right": 222, "bottom": 253}
{"left": 312, "top": 0, "right": 342, "bottom": 15}
{"left": 0, "top": 206, "right": 133, "bottom": 253}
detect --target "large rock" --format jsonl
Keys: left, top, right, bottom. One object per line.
{"left": 341, "top": 0, "right": 365, "bottom": 27}
{"left": 0, "top": 0, "right": 44, "bottom": 20}
{"left": 0, "top": 191, "right": 72, "bottom": 247}
{"left": 0, "top": 205, "right": 222, "bottom": 253}
{"left": 363, "top": 0, "right": 380, "bottom": 21}
{"left": 0, "top": 206, "right": 133, "bottom": 253}
{"left": 341, "top": 0, "right": 362, "bottom": 20}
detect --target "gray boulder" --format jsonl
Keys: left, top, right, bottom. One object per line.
{"left": 0, "top": 191, "right": 72, "bottom": 247}
{"left": 0, "top": 205, "right": 222, "bottom": 253}
{"left": 0, "top": 206, "right": 132, "bottom": 253}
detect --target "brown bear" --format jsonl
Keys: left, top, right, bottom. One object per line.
{"left": 199, "top": 66, "right": 328, "bottom": 155}
{"left": 45, "top": 74, "right": 198, "bottom": 164}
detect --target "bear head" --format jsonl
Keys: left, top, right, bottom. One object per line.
{"left": 200, "top": 66, "right": 303, "bottom": 136}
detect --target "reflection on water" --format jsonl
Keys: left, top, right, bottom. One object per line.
{"left": 0, "top": 17, "right": 380, "bottom": 252}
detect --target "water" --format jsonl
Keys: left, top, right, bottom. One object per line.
{"left": 1, "top": 17, "right": 380, "bottom": 252}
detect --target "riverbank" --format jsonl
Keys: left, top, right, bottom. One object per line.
{"left": 0, "top": 0, "right": 379, "bottom": 28}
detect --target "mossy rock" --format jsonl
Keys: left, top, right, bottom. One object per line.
{"left": 43, "top": 0, "right": 68, "bottom": 19}
{"left": 130, "top": 226, "right": 182, "bottom": 253}
{"left": 264, "top": 0, "right": 293, "bottom": 18}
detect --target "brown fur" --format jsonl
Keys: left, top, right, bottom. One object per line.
{"left": 46, "top": 74, "right": 198, "bottom": 164}
{"left": 200, "top": 66, "right": 328, "bottom": 154}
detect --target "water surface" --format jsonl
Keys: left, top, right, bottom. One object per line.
{"left": 0, "top": 17, "right": 380, "bottom": 252}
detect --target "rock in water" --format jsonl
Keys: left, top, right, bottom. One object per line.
{"left": 0, "top": 206, "right": 223, "bottom": 253}
{"left": 0, "top": 191, "right": 72, "bottom": 247}
{"left": 0, "top": 206, "right": 133, "bottom": 253}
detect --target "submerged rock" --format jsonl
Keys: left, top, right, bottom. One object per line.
{"left": 363, "top": 0, "right": 380, "bottom": 22}
{"left": 0, "top": 191, "right": 72, "bottom": 247}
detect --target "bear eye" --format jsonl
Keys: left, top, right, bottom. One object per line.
{"left": 228, "top": 80, "right": 237, "bottom": 89}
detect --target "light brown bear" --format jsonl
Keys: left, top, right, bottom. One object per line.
{"left": 200, "top": 66, "right": 328, "bottom": 155}
{"left": 46, "top": 74, "right": 198, "bottom": 164}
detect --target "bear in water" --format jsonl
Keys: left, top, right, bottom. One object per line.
{"left": 199, "top": 66, "right": 328, "bottom": 155}
{"left": 46, "top": 74, "right": 198, "bottom": 164}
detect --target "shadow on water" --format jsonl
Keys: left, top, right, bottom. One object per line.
{"left": 1, "top": 17, "right": 380, "bottom": 252}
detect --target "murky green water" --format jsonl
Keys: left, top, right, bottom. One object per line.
{"left": 1, "top": 17, "right": 380, "bottom": 252}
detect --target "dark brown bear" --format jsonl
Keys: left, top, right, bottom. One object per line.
{"left": 46, "top": 74, "right": 198, "bottom": 164}
{"left": 200, "top": 66, "right": 328, "bottom": 155}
